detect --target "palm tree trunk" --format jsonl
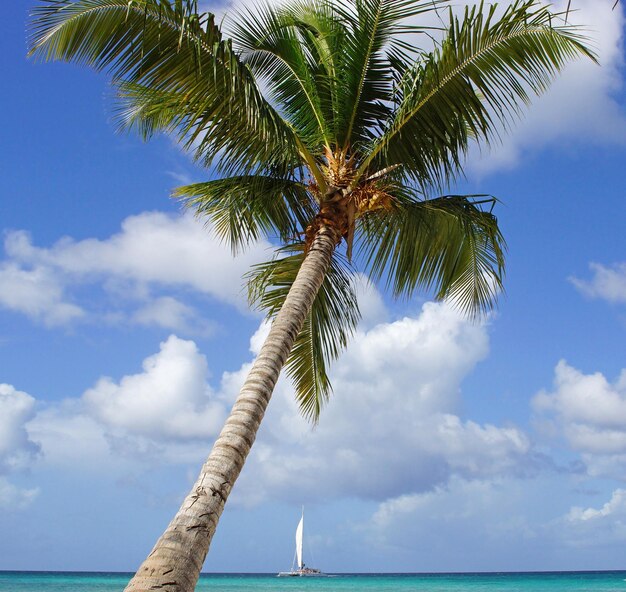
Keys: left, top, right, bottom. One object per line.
{"left": 124, "top": 224, "right": 339, "bottom": 592}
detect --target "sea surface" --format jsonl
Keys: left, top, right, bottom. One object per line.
{"left": 1, "top": 571, "right": 625, "bottom": 592}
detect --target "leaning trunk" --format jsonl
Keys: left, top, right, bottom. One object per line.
{"left": 124, "top": 225, "right": 338, "bottom": 592}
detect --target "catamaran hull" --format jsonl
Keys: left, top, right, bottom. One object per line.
{"left": 277, "top": 572, "right": 326, "bottom": 577}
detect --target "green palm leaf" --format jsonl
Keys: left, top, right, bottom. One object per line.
{"left": 334, "top": 0, "right": 449, "bottom": 149}
{"left": 247, "top": 244, "right": 360, "bottom": 422}
{"left": 29, "top": 0, "right": 302, "bottom": 173}
{"left": 230, "top": 0, "right": 335, "bottom": 148}
{"left": 357, "top": 0, "right": 597, "bottom": 190}
{"left": 174, "top": 175, "right": 316, "bottom": 252}
{"left": 359, "top": 194, "right": 506, "bottom": 317}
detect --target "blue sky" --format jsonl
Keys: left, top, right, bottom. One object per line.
{"left": 1, "top": 0, "right": 626, "bottom": 575}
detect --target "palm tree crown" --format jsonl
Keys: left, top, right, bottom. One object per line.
{"left": 29, "top": 1, "right": 594, "bottom": 590}
{"left": 30, "top": 0, "right": 593, "bottom": 421}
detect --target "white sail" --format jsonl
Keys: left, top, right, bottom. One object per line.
{"left": 277, "top": 508, "right": 325, "bottom": 577}
{"left": 295, "top": 513, "right": 304, "bottom": 569}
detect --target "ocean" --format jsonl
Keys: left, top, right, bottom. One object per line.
{"left": 1, "top": 572, "right": 626, "bottom": 592}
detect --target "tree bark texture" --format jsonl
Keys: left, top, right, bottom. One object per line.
{"left": 124, "top": 225, "right": 338, "bottom": 592}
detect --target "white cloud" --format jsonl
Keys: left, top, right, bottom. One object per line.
{"left": 369, "top": 477, "right": 534, "bottom": 538}
{"left": 571, "top": 262, "right": 626, "bottom": 304}
{"left": 467, "top": 0, "right": 626, "bottom": 175}
{"left": 0, "top": 384, "right": 41, "bottom": 473}
{"left": 20, "top": 295, "right": 538, "bottom": 507}
{"left": 353, "top": 274, "right": 389, "bottom": 329}
{"left": 0, "top": 262, "right": 84, "bottom": 326}
{"left": 567, "top": 488, "right": 626, "bottom": 522}
{"left": 26, "top": 335, "right": 231, "bottom": 472}
{"left": 132, "top": 296, "right": 215, "bottom": 335}
{"left": 233, "top": 301, "right": 534, "bottom": 504}
{"left": 0, "top": 477, "right": 39, "bottom": 510}
{"left": 1, "top": 211, "right": 271, "bottom": 328}
{"left": 9, "top": 212, "right": 267, "bottom": 302}
{"left": 359, "top": 478, "right": 626, "bottom": 569}
{"left": 354, "top": 476, "right": 550, "bottom": 571}
{"left": 534, "top": 361, "right": 626, "bottom": 429}
{"left": 556, "top": 488, "right": 626, "bottom": 547}
{"left": 248, "top": 319, "right": 272, "bottom": 356}
{"left": 0, "top": 384, "right": 41, "bottom": 511}
{"left": 27, "top": 403, "right": 113, "bottom": 471}
{"left": 84, "top": 335, "right": 226, "bottom": 441}
{"left": 533, "top": 360, "right": 626, "bottom": 478}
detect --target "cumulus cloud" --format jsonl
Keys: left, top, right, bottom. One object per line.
{"left": 571, "top": 262, "right": 626, "bottom": 304}
{"left": 359, "top": 478, "right": 626, "bottom": 569}
{"left": 0, "top": 211, "right": 271, "bottom": 329}
{"left": 27, "top": 335, "right": 229, "bottom": 471}
{"left": 0, "top": 263, "right": 84, "bottom": 326}
{"left": 352, "top": 274, "right": 389, "bottom": 329}
{"left": 84, "top": 335, "right": 225, "bottom": 441}
{"left": 0, "top": 384, "right": 41, "bottom": 511}
{"left": 132, "top": 296, "right": 215, "bottom": 335}
{"left": 558, "top": 488, "right": 626, "bottom": 547}
{"left": 351, "top": 476, "right": 553, "bottom": 571}
{"left": 567, "top": 488, "right": 626, "bottom": 522}
{"left": 0, "top": 384, "right": 41, "bottom": 473}
{"left": 27, "top": 404, "right": 113, "bottom": 471}
{"left": 20, "top": 293, "right": 539, "bottom": 507}
{"left": 0, "top": 477, "right": 39, "bottom": 510}
{"left": 466, "top": 0, "right": 626, "bottom": 174}
{"left": 233, "top": 301, "right": 535, "bottom": 504}
{"left": 533, "top": 360, "right": 626, "bottom": 478}
{"left": 369, "top": 477, "right": 535, "bottom": 540}
{"left": 5, "top": 211, "right": 266, "bottom": 301}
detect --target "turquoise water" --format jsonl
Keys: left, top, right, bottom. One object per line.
{"left": 1, "top": 572, "right": 626, "bottom": 592}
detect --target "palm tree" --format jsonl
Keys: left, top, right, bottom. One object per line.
{"left": 29, "top": 0, "right": 593, "bottom": 590}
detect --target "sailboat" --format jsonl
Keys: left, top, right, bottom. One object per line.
{"left": 277, "top": 509, "right": 325, "bottom": 577}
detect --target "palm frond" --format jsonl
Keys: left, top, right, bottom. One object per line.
{"left": 174, "top": 175, "right": 316, "bottom": 253}
{"left": 275, "top": 0, "right": 347, "bottom": 145}
{"left": 29, "top": 0, "right": 302, "bottom": 173}
{"left": 357, "top": 0, "right": 596, "bottom": 190}
{"left": 230, "top": 0, "right": 334, "bottom": 149}
{"left": 247, "top": 244, "right": 360, "bottom": 422}
{"left": 335, "top": 0, "right": 450, "bottom": 149}
{"left": 358, "top": 194, "right": 506, "bottom": 317}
